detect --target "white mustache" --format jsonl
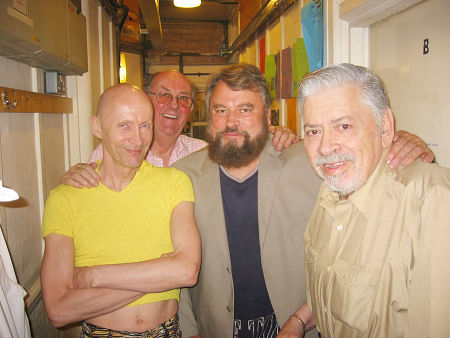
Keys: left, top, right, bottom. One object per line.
{"left": 315, "top": 152, "right": 355, "bottom": 166}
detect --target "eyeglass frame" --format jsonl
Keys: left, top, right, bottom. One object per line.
{"left": 146, "top": 91, "right": 194, "bottom": 108}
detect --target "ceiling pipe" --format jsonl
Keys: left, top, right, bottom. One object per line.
{"left": 226, "top": 0, "right": 292, "bottom": 57}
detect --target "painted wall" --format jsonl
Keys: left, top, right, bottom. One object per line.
{"left": 0, "top": 0, "right": 118, "bottom": 336}
{"left": 239, "top": 0, "right": 307, "bottom": 135}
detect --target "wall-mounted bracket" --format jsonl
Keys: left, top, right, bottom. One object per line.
{"left": 2, "top": 91, "right": 18, "bottom": 110}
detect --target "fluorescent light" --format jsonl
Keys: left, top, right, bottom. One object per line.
{"left": 174, "top": 0, "right": 201, "bottom": 8}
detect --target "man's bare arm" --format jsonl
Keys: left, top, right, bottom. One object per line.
{"left": 74, "top": 200, "right": 201, "bottom": 293}
{"left": 40, "top": 234, "right": 143, "bottom": 328}
{"left": 386, "top": 130, "right": 435, "bottom": 169}
{"left": 277, "top": 302, "right": 316, "bottom": 338}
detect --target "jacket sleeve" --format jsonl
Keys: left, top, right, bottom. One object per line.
{"left": 179, "top": 287, "right": 200, "bottom": 336}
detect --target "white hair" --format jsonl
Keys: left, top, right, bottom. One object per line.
{"left": 297, "top": 63, "right": 389, "bottom": 128}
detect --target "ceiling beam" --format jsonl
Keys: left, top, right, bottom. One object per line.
{"left": 228, "top": 0, "right": 295, "bottom": 56}
{"left": 139, "top": 0, "right": 163, "bottom": 50}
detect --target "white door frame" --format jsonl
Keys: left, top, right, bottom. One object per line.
{"left": 327, "top": 0, "right": 425, "bottom": 66}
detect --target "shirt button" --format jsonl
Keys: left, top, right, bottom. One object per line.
{"left": 344, "top": 272, "right": 351, "bottom": 281}
{"left": 226, "top": 306, "right": 232, "bottom": 312}
{"left": 226, "top": 267, "right": 230, "bottom": 274}
{"left": 337, "top": 224, "right": 343, "bottom": 231}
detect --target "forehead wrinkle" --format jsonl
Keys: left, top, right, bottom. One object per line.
{"left": 155, "top": 84, "right": 191, "bottom": 96}
{"left": 238, "top": 103, "right": 255, "bottom": 108}
{"left": 330, "top": 115, "right": 353, "bottom": 125}
{"left": 304, "top": 114, "right": 353, "bottom": 129}
{"left": 304, "top": 122, "right": 322, "bottom": 128}
{"left": 212, "top": 103, "right": 227, "bottom": 109}
{"left": 155, "top": 85, "right": 170, "bottom": 92}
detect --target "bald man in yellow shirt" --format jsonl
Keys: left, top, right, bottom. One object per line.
{"left": 40, "top": 83, "right": 201, "bottom": 337}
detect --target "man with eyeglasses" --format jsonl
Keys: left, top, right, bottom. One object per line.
{"left": 62, "top": 70, "right": 301, "bottom": 187}
{"left": 88, "top": 71, "right": 208, "bottom": 169}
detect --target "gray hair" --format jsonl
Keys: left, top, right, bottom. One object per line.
{"left": 205, "top": 63, "right": 271, "bottom": 113}
{"left": 143, "top": 71, "right": 197, "bottom": 99}
{"left": 297, "top": 63, "right": 389, "bottom": 127}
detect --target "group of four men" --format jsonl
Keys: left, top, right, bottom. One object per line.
{"left": 41, "top": 62, "right": 448, "bottom": 337}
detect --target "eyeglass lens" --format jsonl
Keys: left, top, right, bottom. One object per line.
{"left": 155, "top": 92, "right": 192, "bottom": 108}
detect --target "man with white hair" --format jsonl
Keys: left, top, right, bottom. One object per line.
{"left": 293, "top": 63, "right": 450, "bottom": 337}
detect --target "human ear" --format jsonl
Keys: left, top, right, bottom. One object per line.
{"left": 381, "top": 108, "right": 395, "bottom": 148}
{"left": 90, "top": 116, "right": 102, "bottom": 139}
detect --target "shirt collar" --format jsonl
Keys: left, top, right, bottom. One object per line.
{"left": 172, "top": 135, "right": 187, "bottom": 156}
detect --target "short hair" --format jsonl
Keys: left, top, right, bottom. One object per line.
{"left": 205, "top": 63, "right": 271, "bottom": 113}
{"left": 297, "top": 63, "right": 389, "bottom": 127}
{"left": 143, "top": 71, "right": 197, "bottom": 99}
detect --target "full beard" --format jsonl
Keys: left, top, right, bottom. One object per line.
{"left": 206, "top": 121, "right": 269, "bottom": 168}
{"left": 315, "top": 151, "right": 361, "bottom": 198}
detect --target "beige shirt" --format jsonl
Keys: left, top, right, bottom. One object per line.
{"left": 305, "top": 153, "right": 450, "bottom": 337}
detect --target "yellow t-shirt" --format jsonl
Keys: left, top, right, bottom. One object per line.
{"left": 42, "top": 162, "right": 195, "bottom": 306}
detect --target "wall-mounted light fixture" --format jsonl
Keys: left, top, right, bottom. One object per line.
{"left": 173, "top": 0, "right": 201, "bottom": 8}
{"left": 0, "top": 181, "right": 19, "bottom": 202}
{"left": 119, "top": 53, "right": 127, "bottom": 83}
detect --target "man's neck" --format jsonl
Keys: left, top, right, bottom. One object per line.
{"left": 99, "top": 161, "right": 140, "bottom": 192}
{"left": 150, "top": 131, "right": 179, "bottom": 167}
{"left": 222, "top": 156, "right": 261, "bottom": 181}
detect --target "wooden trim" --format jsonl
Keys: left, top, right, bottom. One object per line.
{"left": 0, "top": 86, "right": 72, "bottom": 114}
{"left": 339, "top": 0, "right": 425, "bottom": 27}
{"left": 139, "top": 0, "right": 163, "bottom": 50}
{"left": 24, "top": 278, "right": 41, "bottom": 310}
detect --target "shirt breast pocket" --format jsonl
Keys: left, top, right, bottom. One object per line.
{"left": 330, "top": 260, "right": 380, "bottom": 333}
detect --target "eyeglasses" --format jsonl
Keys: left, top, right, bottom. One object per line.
{"left": 147, "top": 91, "right": 193, "bottom": 108}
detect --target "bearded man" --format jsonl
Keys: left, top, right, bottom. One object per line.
{"left": 172, "top": 63, "right": 320, "bottom": 338}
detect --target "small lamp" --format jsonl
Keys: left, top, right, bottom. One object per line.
{"left": 0, "top": 181, "right": 19, "bottom": 202}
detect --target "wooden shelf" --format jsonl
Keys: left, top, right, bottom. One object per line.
{"left": 0, "top": 86, "right": 72, "bottom": 114}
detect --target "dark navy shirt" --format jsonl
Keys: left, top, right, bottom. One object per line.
{"left": 220, "top": 168, "right": 279, "bottom": 338}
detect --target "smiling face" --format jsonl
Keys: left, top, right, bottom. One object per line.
{"left": 303, "top": 84, "right": 393, "bottom": 198}
{"left": 206, "top": 81, "right": 270, "bottom": 167}
{"left": 148, "top": 71, "right": 193, "bottom": 139}
{"left": 91, "top": 85, "right": 153, "bottom": 171}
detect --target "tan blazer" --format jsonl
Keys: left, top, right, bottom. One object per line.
{"left": 174, "top": 139, "right": 321, "bottom": 337}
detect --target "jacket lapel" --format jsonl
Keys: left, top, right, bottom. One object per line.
{"left": 199, "top": 157, "right": 232, "bottom": 269}
{"left": 258, "top": 141, "right": 283, "bottom": 251}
